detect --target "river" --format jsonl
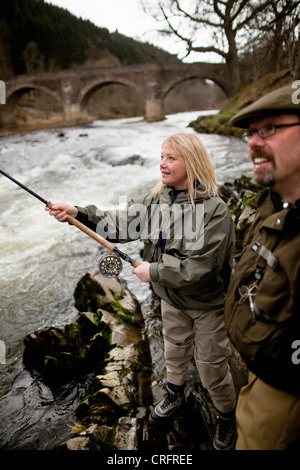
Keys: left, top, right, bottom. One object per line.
{"left": 0, "top": 111, "right": 250, "bottom": 449}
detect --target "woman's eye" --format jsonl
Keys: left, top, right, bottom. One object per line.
{"left": 161, "top": 155, "right": 175, "bottom": 161}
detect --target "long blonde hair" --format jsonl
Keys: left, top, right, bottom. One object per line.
{"left": 156, "top": 132, "right": 218, "bottom": 209}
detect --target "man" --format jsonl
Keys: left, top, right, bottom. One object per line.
{"left": 224, "top": 83, "right": 300, "bottom": 450}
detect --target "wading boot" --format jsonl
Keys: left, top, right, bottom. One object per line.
{"left": 150, "top": 384, "right": 185, "bottom": 424}
{"left": 213, "top": 414, "right": 237, "bottom": 450}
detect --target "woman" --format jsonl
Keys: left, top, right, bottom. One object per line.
{"left": 47, "top": 132, "right": 237, "bottom": 450}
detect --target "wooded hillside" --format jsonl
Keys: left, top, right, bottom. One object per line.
{"left": 0, "top": 0, "right": 179, "bottom": 78}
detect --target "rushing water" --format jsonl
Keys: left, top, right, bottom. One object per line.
{"left": 0, "top": 111, "right": 250, "bottom": 449}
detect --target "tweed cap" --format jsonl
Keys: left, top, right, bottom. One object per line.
{"left": 231, "top": 83, "right": 300, "bottom": 128}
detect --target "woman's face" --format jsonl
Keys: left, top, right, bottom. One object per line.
{"left": 160, "top": 143, "right": 188, "bottom": 190}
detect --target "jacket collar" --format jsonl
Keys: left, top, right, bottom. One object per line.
{"left": 163, "top": 184, "right": 211, "bottom": 203}
{"left": 257, "top": 189, "right": 300, "bottom": 232}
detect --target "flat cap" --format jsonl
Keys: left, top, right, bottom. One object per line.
{"left": 231, "top": 83, "right": 300, "bottom": 128}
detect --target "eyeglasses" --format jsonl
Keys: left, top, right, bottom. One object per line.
{"left": 241, "top": 122, "right": 300, "bottom": 143}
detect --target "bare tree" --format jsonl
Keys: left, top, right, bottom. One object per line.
{"left": 141, "top": 0, "right": 299, "bottom": 95}
{"left": 244, "top": 0, "right": 300, "bottom": 76}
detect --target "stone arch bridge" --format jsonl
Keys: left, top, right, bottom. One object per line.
{"left": 1, "top": 62, "right": 231, "bottom": 126}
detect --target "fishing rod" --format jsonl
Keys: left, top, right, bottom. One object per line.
{"left": 0, "top": 168, "right": 141, "bottom": 277}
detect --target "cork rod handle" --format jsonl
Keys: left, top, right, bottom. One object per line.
{"left": 46, "top": 201, "right": 140, "bottom": 268}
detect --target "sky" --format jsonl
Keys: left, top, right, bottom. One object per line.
{"left": 45, "top": 0, "right": 201, "bottom": 62}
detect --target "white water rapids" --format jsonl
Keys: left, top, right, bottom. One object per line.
{"left": 0, "top": 111, "right": 250, "bottom": 448}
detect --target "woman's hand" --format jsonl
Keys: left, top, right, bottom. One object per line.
{"left": 132, "top": 261, "right": 151, "bottom": 283}
{"left": 45, "top": 203, "right": 78, "bottom": 222}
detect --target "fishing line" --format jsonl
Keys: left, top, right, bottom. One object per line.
{"left": 75, "top": 245, "right": 100, "bottom": 267}
{"left": 0, "top": 168, "right": 138, "bottom": 278}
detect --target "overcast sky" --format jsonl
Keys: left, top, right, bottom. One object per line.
{"left": 45, "top": 0, "right": 200, "bottom": 62}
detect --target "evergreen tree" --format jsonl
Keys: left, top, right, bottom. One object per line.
{"left": 0, "top": 0, "right": 178, "bottom": 76}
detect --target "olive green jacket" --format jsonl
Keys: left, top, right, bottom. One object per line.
{"left": 224, "top": 189, "right": 300, "bottom": 395}
{"left": 76, "top": 185, "right": 235, "bottom": 310}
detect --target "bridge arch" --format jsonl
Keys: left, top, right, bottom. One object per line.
{"left": 161, "top": 73, "right": 229, "bottom": 102}
{"left": 143, "top": 70, "right": 228, "bottom": 122}
{"left": 161, "top": 75, "right": 227, "bottom": 114}
{"left": 78, "top": 79, "right": 144, "bottom": 118}
{"left": 5, "top": 84, "right": 61, "bottom": 115}
{"left": 2, "top": 83, "right": 63, "bottom": 128}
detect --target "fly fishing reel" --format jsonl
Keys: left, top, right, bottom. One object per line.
{"left": 99, "top": 253, "right": 123, "bottom": 278}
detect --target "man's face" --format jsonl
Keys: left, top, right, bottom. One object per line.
{"left": 248, "top": 114, "right": 300, "bottom": 200}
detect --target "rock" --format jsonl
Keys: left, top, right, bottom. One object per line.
{"left": 57, "top": 272, "right": 153, "bottom": 450}
{"left": 74, "top": 271, "right": 142, "bottom": 322}
{"left": 22, "top": 310, "right": 111, "bottom": 386}
{"left": 114, "top": 417, "right": 143, "bottom": 450}
{"left": 63, "top": 272, "right": 229, "bottom": 451}
{"left": 219, "top": 176, "right": 261, "bottom": 255}
{"left": 64, "top": 437, "right": 90, "bottom": 450}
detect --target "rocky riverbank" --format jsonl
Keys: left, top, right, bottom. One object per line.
{"left": 22, "top": 176, "right": 260, "bottom": 451}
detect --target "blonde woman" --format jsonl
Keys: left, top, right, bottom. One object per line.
{"left": 47, "top": 132, "right": 237, "bottom": 450}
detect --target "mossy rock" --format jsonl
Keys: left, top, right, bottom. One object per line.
{"left": 74, "top": 272, "right": 106, "bottom": 312}
{"left": 23, "top": 273, "right": 145, "bottom": 390}
{"left": 74, "top": 271, "right": 143, "bottom": 326}
{"left": 23, "top": 312, "right": 112, "bottom": 386}
{"left": 219, "top": 176, "right": 262, "bottom": 255}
